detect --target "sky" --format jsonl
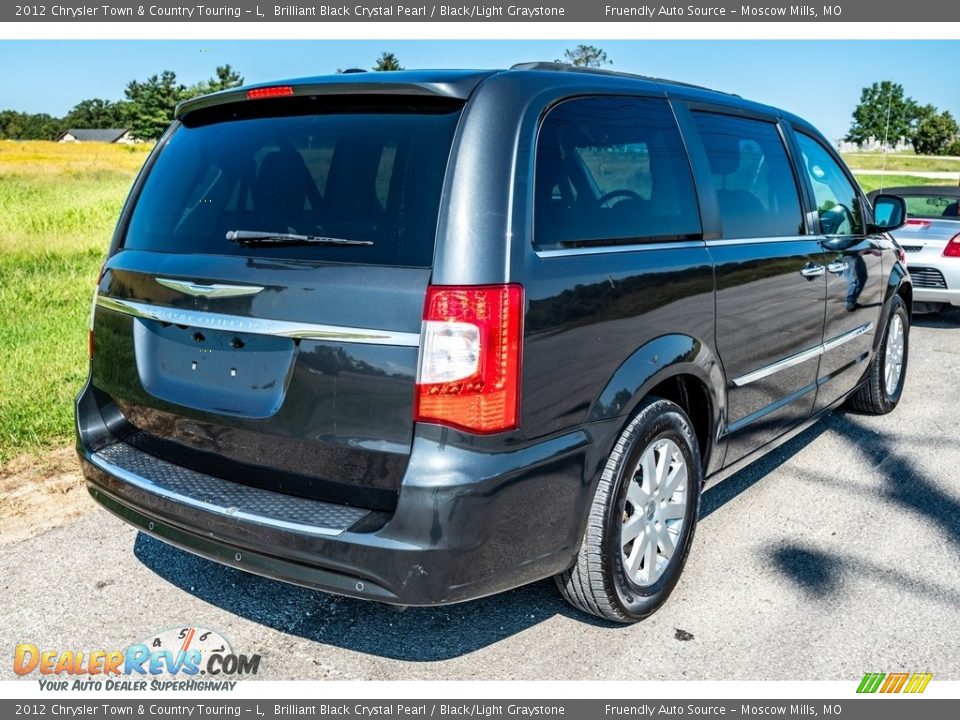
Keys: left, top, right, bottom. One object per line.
{"left": 1, "top": 40, "right": 958, "bottom": 142}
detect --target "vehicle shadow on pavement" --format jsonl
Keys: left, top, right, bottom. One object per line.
{"left": 767, "top": 410, "right": 960, "bottom": 597}
{"left": 911, "top": 306, "right": 960, "bottom": 328}
{"left": 701, "top": 422, "right": 831, "bottom": 520}
{"left": 768, "top": 541, "right": 960, "bottom": 604}
{"left": 828, "top": 412, "right": 960, "bottom": 549}
{"left": 133, "top": 534, "right": 602, "bottom": 662}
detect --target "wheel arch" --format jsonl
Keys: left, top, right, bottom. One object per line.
{"left": 587, "top": 334, "right": 726, "bottom": 477}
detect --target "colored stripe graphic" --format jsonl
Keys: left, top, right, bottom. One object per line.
{"left": 904, "top": 673, "right": 934, "bottom": 694}
{"left": 857, "top": 672, "right": 934, "bottom": 694}
{"left": 857, "top": 673, "right": 886, "bottom": 693}
{"left": 880, "top": 672, "right": 909, "bottom": 693}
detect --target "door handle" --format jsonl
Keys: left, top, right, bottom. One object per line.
{"left": 800, "top": 263, "right": 825, "bottom": 279}
{"left": 827, "top": 260, "right": 847, "bottom": 275}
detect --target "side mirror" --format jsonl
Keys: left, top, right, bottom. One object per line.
{"left": 868, "top": 194, "right": 907, "bottom": 233}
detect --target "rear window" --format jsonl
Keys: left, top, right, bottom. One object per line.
{"left": 123, "top": 97, "right": 463, "bottom": 266}
{"left": 898, "top": 194, "right": 960, "bottom": 220}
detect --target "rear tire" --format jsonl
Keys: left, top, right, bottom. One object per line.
{"left": 555, "top": 398, "right": 702, "bottom": 623}
{"left": 848, "top": 295, "right": 909, "bottom": 415}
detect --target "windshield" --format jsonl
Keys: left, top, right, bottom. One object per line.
{"left": 900, "top": 194, "right": 960, "bottom": 220}
{"left": 123, "top": 97, "right": 463, "bottom": 266}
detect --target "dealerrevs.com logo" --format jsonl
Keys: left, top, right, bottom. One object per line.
{"left": 14, "top": 626, "right": 261, "bottom": 691}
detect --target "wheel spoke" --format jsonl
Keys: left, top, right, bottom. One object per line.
{"left": 663, "top": 460, "right": 687, "bottom": 497}
{"left": 639, "top": 448, "right": 657, "bottom": 488}
{"left": 642, "top": 532, "right": 657, "bottom": 581}
{"left": 625, "top": 478, "right": 650, "bottom": 508}
{"left": 660, "top": 501, "right": 686, "bottom": 521}
{"left": 657, "top": 524, "right": 676, "bottom": 557}
{"left": 654, "top": 442, "right": 669, "bottom": 489}
{"left": 627, "top": 534, "right": 648, "bottom": 576}
{"left": 621, "top": 514, "right": 645, "bottom": 544}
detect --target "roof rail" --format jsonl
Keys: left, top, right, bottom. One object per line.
{"left": 508, "top": 61, "right": 740, "bottom": 97}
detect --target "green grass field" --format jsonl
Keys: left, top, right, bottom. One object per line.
{"left": 841, "top": 153, "right": 960, "bottom": 173}
{"left": 0, "top": 141, "right": 150, "bottom": 464}
{"left": 854, "top": 174, "right": 949, "bottom": 193}
{"left": 0, "top": 140, "right": 952, "bottom": 467}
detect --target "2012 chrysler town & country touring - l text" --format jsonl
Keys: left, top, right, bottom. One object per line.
{"left": 76, "top": 63, "right": 911, "bottom": 622}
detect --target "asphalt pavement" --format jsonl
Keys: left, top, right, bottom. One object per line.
{"left": 2, "top": 308, "right": 959, "bottom": 682}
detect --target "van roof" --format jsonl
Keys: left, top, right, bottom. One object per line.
{"left": 175, "top": 64, "right": 799, "bottom": 129}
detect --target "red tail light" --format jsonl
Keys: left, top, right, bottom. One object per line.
{"left": 246, "top": 86, "right": 294, "bottom": 100}
{"left": 905, "top": 219, "right": 931, "bottom": 228}
{"left": 415, "top": 284, "right": 523, "bottom": 434}
{"left": 943, "top": 233, "right": 960, "bottom": 258}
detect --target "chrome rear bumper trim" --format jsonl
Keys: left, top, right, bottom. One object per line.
{"left": 96, "top": 295, "right": 420, "bottom": 347}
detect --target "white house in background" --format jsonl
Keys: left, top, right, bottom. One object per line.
{"left": 836, "top": 135, "right": 914, "bottom": 153}
{"left": 57, "top": 128, "right": 137, "bottom": 144}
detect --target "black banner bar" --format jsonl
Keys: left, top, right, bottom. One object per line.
{"left": 3, "top": 699, "right": 958, "bottom": 719}
{"left": 4, "top": 1, "right": 959, "bottom": 23}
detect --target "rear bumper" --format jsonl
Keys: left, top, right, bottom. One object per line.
{"left": 907, "top": 259, "right": 960, "bottom": 306}
{"left": 77, "top": 381, "right": 595, "bottom": 606}
{"left": 912, "top": 286, "right": 960, "bottom": 306}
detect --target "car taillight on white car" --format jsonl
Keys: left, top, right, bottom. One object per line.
{"left": 415, "top": 284, "right": 523, "bottom": 434}
{"left": 943, "top": 233, "right": 960, "bottom": 258}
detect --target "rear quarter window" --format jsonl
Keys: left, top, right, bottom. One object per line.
{"left": 533, "top": 95, "right": 702, "bottom": 249}
{"left": 123, "top": 97, "right": 463, "bottom": 266}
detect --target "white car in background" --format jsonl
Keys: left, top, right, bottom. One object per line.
{"left": 869, "top": 186, "right": 960, "bottom": 313}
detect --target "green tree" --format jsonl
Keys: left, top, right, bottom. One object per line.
{"left": 845, "top": 81, "right": 918, "bottom": 147}
{"left": 372, "top": 52, "right": 403, "bottom": 71}
{"left": 0, "top": 110, "right": 64, "bottom": 140}
{"left": 65, "top": 98, "right": 128, "bottom": 129}
{"left": 913, "top": 110, "right": 960, "bottom": 155}
{"left": 123, "top": 71, "right": 186, "bottom": 141}
{"left": 557, "top": 45, "right": 611, "bottom": 68}
{"left": 185, "top": 64, "right": 244, "bottom": 98}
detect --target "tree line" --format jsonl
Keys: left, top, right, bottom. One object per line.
{"left": 846, "top": 81, "right": 960, "bottom": 155}
{"left": 0, "top": 51, "right": 410, "bottom": 143}
{"left": 0, "top": 64, "right": 245, "bottom": 142}
{"left": 9, "top": 47, "right": 954, "bottom": 156}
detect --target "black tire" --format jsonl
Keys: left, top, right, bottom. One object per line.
{"left": 555, "top": 398, "right": 702, "bottom": 623}
{"left": 847, "top": 295, "right": 909, "bottom": 415}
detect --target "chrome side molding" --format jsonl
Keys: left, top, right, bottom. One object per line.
{"left": 732, "top": 322, "right": 874, "bottom": 387}
{"left": 96, "top": 296, "right": 421, "bottom": 347}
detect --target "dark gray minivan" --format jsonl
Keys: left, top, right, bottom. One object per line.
{"left": 77, "top": 64, "right": 911, "bottom": 622}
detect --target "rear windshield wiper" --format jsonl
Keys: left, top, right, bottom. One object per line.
{"left": 226, "top": 230, "right": 373, "bottom": 247}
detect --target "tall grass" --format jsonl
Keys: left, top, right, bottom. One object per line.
{"left": 0, "top": 141, "right": 150, "bottom": 464}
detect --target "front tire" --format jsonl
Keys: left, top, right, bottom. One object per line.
{"left": 848, "top": 295, "right": 909, "bottom": 415}
{"left": 555, "top": 398, "right": 702, "bottom": 623}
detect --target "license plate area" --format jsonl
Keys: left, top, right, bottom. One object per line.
{"left": 133, "top": 319, "right": 297, "bottom": 418}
